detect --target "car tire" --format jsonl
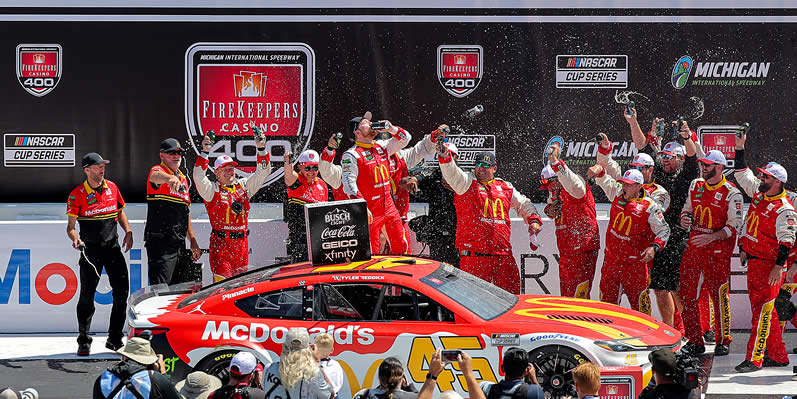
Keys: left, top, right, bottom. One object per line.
{"left": 195, "top": 350, "right": 238, "bottom": 385}
{"left": 527, "top": 345, "right": 588, "bottom": 399}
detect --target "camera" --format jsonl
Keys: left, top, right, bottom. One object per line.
{"left": 408, "top": 215, "right": 434, "bottom": 244}
{"left": 441, "top": 350, "right": 462, "bottom": 363}
{"left": 231, "top": 200, "right": 244, "bottom": 214}
{"left": 674, "top": 352, "right": 700, "bottom": 390}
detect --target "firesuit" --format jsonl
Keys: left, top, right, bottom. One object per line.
{"left": 678, "top": 176, "right": 743, "bottom": 347}
{"left": 545, "top": 159, "right": 600, "bottom": 298}
{"left": 598, "top": 146, "right": 671, "bottom": 211}
{"left": 387, "top": 131, "right": 438, "bottom": 222}
{"left": 340, "top": 126, "right": 410, "bottom": 255}
{"left": 286, "top": 174, "right": 329, "bottom": 262}
{"left": 193, "top": 151, "right": 271, "bottom": 281}
{"left": 777, "top": 189, "right": 797, "bottom": 332}
{"left": 735, "top": 163, "right": 797, "bottom": 368}
{"left": 439, "top": 153, "right": 541, "bottom": 294}
{"left": 594, "top": 168, "right": 670, "bottom": 314}
{"left": 319, "top": 148, "right": 349, "bottom": 201}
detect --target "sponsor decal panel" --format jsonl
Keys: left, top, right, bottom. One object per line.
{"left": 556, "top": 55, "right": 628, "bottom": 88}
{"left": 599, "top": 377, "right": 633, "bottom": 399}
{"left": 672, "top": 55, "right": 771, "bottom": 89}
{"left": 185, "top": 42, "right": 315, "bottom": 185}
{"left": 16, "top": 44, "right": 62, "bottom": 97}
{"left": 437, "top": 45, "right": 483, "bottom": 97}
{"left": 697, "top": 125, "right": 738, "bottom": 168}
{"left": 3, "top": 133, "right": 75, "bottom": 167}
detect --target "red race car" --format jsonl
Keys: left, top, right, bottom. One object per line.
{"left": 127, "top": 256, "right": 681, "bottom": 398}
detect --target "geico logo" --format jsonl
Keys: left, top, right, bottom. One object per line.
{"left": 201, "top": 321, "right": 374, "bottom": 345}
{"left": 694, "top": 205, "right": 713, "bottom": 229}
{"left": 448, "top": 136, "right": 486, "bottom": 147}
{"left": 322, "top": 239, "right": 358, "bottom": 249}
{"left": 85, "top": 205, "right": 116, "bottom": 216}
{"left": 483, "top": 198, "right": 505, "bottom": 219}
{"left": 612, "top": 212, "right": 633, "bottom": 235}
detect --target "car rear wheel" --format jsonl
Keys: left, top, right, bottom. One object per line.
{"left": 527, "top": 345, "right": 588, "bottom": 399}
{"left": 195, "top": 350, "right": 238, "bottom": 385}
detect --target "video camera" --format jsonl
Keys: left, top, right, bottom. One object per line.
{"left": 674, "top": 352, "right": 700, "bottom": 390}
{"left": 408, "top": 215, "right": 435, "bottom": 245}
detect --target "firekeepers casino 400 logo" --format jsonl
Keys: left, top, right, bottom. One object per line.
{"left": 185, "top": 43, "right": 316, "bottom": 185}
{"left": 437, "top": 45, "right": 483, "bottom": 98}
{"left": 16, "top": 44, "right": 62, "bottom": 97}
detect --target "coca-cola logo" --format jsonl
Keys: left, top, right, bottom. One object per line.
{"left": 321, "top": 225, "right": 355, "bottom": 240}
{"left": 325, "top": 208, "right": 351, "bottom": 226}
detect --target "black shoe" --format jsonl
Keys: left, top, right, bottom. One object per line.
{"left": 681, "top": 342, "right": 706, "bottom": 356}
{"left": 714, "top": 344, "right": 730, "bottom": 356}
{"left": 735, "top": 360, "right": 762, "bottom": 373}
{"left": 762, "top": 356, "right": 790, "bottom": 367}
{"left": 105, "top": 339, "right": 124, "bottom": 351}
{"left": 792, "top": 347, "right": 797, "bottom": 354}
{"left": 77, "top": 342, "right": 91, "bottom": 356}
{"left": 703, "top": 330, "right": 716, "bottom": 343}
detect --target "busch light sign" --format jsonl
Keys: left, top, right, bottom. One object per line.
{"left": 305, "top": 199, "right": 371, "bottom": 266}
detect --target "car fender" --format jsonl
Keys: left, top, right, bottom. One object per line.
{"left": 186, "top": 344, "right": 278, "bottom": 368}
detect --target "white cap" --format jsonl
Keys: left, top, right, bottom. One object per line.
{"left": 619, "top": 169, "right": 644, "bottom": 184}
{"left": 757, "top": 163, "right": 788, "bottom": 183}
{"left": 698, "top": 150, "right": 727, "bottom": 166}
{"left": 214, "top": 155, "right": 238, "bottom": 169}
{"left": 446, "top": 143, "right": 459, "bottom": 156}
{"left": 229, "top": 351, "right": 257, "bottom": 376}
{"left": 630, "top": 153, "right": 655, "bottom": 167}
{"left": 540, "top": 165, "right": 556, "bottom": 180}
{"left": 660, "top": 142, "right": 685, "bottom": 157}
{"left": 297, "top": 149, "right": 320, "bottom": 164}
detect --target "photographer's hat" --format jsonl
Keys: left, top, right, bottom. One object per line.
{"left": 117, "top": 337, "right": 158, "bottom": 365}
{"left": 649, "top": 349, "right": 677, "bottom": 377}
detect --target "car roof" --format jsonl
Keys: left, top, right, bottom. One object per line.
{"left": 270, "top": 255, "right": 443, "bottom": 280}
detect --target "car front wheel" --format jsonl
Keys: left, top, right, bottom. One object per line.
{"left": 527, "top": 345, "right": 589, "bottom": 399}
{"left": 195, "top": 350, "right": 238, "bottom": 385}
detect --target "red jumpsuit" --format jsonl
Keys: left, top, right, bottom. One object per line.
{"left": 679, "top": 176, "right": 743, "bottom": 346}
{"left": 546, "top": 160, "right": 600, "bottom": 298}
{"left": 439, "top": 153, "right": 541, "bottom": 294}
{"left": 735, "top": 167, "right": 797, "bottom": 367}
{"left": 778, "top": 190, "right": 797, "bottom": 331}
{"left": 193, "top": 151, "right": 270, "bottom": 281}
{"left": 594, "top": 168, "right": 670, "bottom": 314}
{"left": 341, "top": 127, "right": 410, "bottom": 255}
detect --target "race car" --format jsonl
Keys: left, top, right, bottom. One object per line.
{"left": 127, "top": 255, "right": 681, "bottom": 399}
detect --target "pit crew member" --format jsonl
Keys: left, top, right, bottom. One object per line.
{"left": 284, "top": 149, "right": 328, "bottom": 262}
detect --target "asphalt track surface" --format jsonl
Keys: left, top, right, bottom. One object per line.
{"left": 2, "top": 331, "right": 797, "bottom": 399}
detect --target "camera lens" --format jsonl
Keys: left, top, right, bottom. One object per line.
{"left": 231, "top": 201, "right": 244, "bottom": 214}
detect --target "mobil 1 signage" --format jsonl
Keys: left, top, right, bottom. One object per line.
{"left": 305, "top": 199, "right": 371, "bottom": 266}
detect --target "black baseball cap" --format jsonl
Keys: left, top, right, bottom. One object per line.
{"left": 347, "top": 111, "right": 373, "bottom": 137}
{"left": 649, "top": 349, "right": 677, "bottom": 376}
{"left": 475, "top": 151, "right": 496, "bottom": 167}
{"left": 81, "top": 152, "right": 110, "bottom": 168}
{"left": 159, "top": 138, "right": 185, "bottom": 153}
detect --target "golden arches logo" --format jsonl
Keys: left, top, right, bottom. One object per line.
{"left": 372, "top": 164, "right": 390, "bottom": 184}
{"left": 612, "top": 212, "right": 633, "bottom": 235}
{"left": 747, "top": 212, "right": 760, "bottom": 237}
{"left": 694, "top": 205, "right": 713, "bottom": 229}
{"left": 483, "top": 197, "right": 505, "bottom": 219}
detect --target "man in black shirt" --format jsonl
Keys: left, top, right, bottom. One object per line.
{"left": 145, "top": 138, "right": 201, "bottom": 285}
{"left": 638, "top": 349, "right": 700, "bottom": 399}
{"left": 626, "top": 110, "right": 701, "bottom": 340}
{"left": 94, "top": 337, "right": 181, "bottom": 399}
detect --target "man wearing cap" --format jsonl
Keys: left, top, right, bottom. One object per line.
{"left": 194, "top": 131, "right": 271, "bottom": 281}
{"left": 541, "top": 144, "right": 600, "bottom": 299}
{"left": 437, "top": 145, "right": 542, "bottom": 294}
{"left": 94, "top": 337, "right": 181, "bottom": 399}
{"left": 638, "top": 349, "right": 699, "bottom": 399}
{"left": 208, "top": 352, "right": 265, "bottom": 399}
{"left": 732, "top": 131, "right": 797, "bottom": 372}
{"left": 676, "top": 150, "right": 743, "bottom": 357}
{"left": 411, "top": 143, "right": 461, "bottom": 267}
{"left": 626, "top": 110, "right": 701, "bottom": 332}
{"left": 145, "top": 138, "right": 201, "bottom": 285}
{"left": 587, "top": 166, "right": 670, "bottom": 313}
{"left": 176, "top": 371, "right": 222, "bottom": 399}
{"left": 67, "top": 152, "right": 133, "bottom": 356}
{"left": 340, "top": 112, "right": 410, "bottom": 255}
{"left": 284, "top": 149, "right": 329, "bottom": 262}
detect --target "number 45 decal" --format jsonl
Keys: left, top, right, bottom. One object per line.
{"left": 406, "top": 336, "right": 497, "bottom": 392}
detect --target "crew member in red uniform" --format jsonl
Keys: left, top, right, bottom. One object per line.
{"left": 775, "top": 184, "right": 797, "bottom": 350}
{"left": 144, "top": 138, "right": 201, "bottom": 285}
{"left": 587, "top": 166, "right": 670, "bottom": 314}
{"left": 194, "top": 132, "right": 271, "bottom": 281}
{"left": 677, "top": 150, "right": 743, "bottom": 357}
{"left": 284, "top": 149, "right": 328, "bottom": 262}
{"left": 340, "top": 112, "right": 410, "bottom": 255}
{"left": 733, "top": 132, "right": 797, "bottom": 372}
{"left": 66, "top": 152, "right": 133, "bottom": 356}
{"left": 540, "top": 144, "right": 600, "bottom": 299}
{"left": 439, "top": 146, "right": 542, "bottom": 294}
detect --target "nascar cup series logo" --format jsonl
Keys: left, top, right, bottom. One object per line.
{"left": 437, "top": 45, "right": 483, "bottom": 98}
{"left": 16, "top": 44, "right": 62, "bottom": 97}
{"left": 185, "top": 43, "right": 315, "bottom": 185}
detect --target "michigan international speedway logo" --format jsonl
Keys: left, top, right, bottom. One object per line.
{"left": 671, "top": 55, "right": 693, "bottom": 89}
{"left": 672, "top": 54, "right": 771, "bottom": 89}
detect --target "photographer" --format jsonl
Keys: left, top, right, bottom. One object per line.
{"left": 638, "top": 349, "right": 699, "bottom": 399}
{"left": 354, "top": 356, "right": 423, "bottom": 399}
{"left": 410, "top": 143, "right": 460, "bottom": 267}
{"left": 470, "top": 347, "right": 544, "bottom": 399}
{"left": 93, "top": 337, "right": 181, "bottom": 399}
{"left": 208, "top": 352, "right": 265, "bottom": 399}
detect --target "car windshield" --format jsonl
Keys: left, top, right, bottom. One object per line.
{"left": 420, "top": 264, "right": 517, "bottom": 320}
{"left": 177, "top": 265, "right": 283, "bottom": 309}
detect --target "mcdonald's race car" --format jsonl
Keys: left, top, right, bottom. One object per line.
{"left": 127, "top": 256, "right": 681, "bottom": 399}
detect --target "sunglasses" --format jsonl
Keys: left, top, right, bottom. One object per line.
{"left": 163, "top": 150, "right": 183, "bottom": 155}
{"left": 660, "top": 154, "right": 677, "bottom": 160}
{"left": 475, "top": 162, "right": 492, "bottom": 168}
{"left": 303, "top": 165, "right": 319, "bottom": 172}
{"left": 540, "top": 177, "right": 557, "bottom": 185}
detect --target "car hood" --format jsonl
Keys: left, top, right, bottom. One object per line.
{"left": 494, "top": 295, "right": 681, "bottom": 347}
